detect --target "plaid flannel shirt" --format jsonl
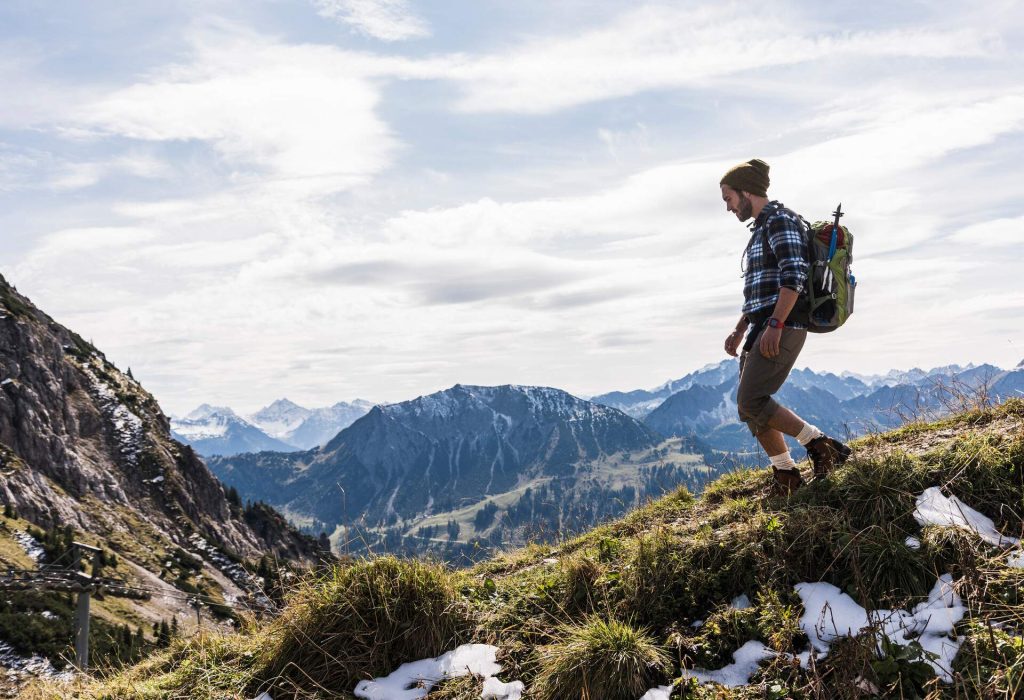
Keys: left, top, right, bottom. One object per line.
{"left": 741, "top": 200, "right": 808, "bottom": 328}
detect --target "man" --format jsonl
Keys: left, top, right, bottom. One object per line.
{"left": 719, "top": 158, "right": 851, "bottom": 493}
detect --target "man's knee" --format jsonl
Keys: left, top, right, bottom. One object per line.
{"left": 737, "top": 392, "right": 779, "bottom": 435}
{"left": 737, "top": 389, "right": 769, "bottom": 423}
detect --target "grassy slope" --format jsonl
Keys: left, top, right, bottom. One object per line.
{"left": 25, "top": 399, "right": 1024, "bottom": 699}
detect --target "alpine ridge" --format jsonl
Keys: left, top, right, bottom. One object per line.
{"left": 207, "top": 384, "right": 712, "bottom": 559}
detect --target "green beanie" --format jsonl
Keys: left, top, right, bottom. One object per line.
{"left": 719, "top": 158, "right": 770, "bottom": 197}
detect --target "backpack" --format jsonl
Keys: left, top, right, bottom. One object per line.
{"left": 802, "top": 204, "right": 856, "bottom": 333}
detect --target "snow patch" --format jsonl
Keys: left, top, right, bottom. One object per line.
{"left": 731, "top": 593, "right": 752, "bottom": 610}
{"left": 13, "top": 530, "right": 44, "bottom": 563}
{"left": 796, "top": 574, "right": 965, "bottom": 682}
{"left": 1008, "top": 550, "right": 1024, "bottom": 569}
{"left": 639, "top": 685, "right": 673, "bottom": 700}
{"left": 905, "top": 536, "right": 921, "bottom": 550}
{"left": 82, "top": 367, "right": 145, "bottom": 466}
{"left": 0, "top": 640, "right": 75, "bottom": 684}
{"left": 681, "top": 640, "right": 776, "bottom": 687}
{"left": 187, "top": 534, "right": 273, "bottom": 611}
{"left": 354, "top": 644, "right": 522, "bottom": 700}
{"left": 914, "top": 487, "right": 1020, "bottom": 547}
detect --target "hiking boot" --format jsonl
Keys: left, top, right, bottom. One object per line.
{"left": 806, "top": 435, "right": 853, "bottom": 481}
{"left": 771, "top": 466, "right": 804, "bottom": 496}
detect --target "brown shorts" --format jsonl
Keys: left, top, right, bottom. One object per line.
{"left": 736, "top": 326, "right": 807, "bottom": 436}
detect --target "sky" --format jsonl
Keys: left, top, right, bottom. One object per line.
{"left": 1, "top": 0, "right": 1022, "bottom": 416}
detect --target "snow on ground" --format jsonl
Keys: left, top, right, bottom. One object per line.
{"left": 0, "top": 640, "right": 74, "bottom": 687}
{"left": 796, "top": 574, "right": 965, "bottom": 682}
{"left": 730, "top": 593, "right": 752, "bottom": 609}
{"left": 639, "top": 686, "right": 673, "bottom": 700}
{"left": 1009, "top": 550, "right": 1024, "bottom": 569}
{"left": 13, "top": 530, "right": 44, "bottom": 563}
{"left": 82, "top": 367, "right": 145, "bottom": 467}
{"left": 905, "top": 536, "right": 921, "bottom": 550}
{"left": 187, "top": 534, "right": 273, "bottom": 611}
{"left": 681, "top": 640, "right": 777, "bottom": 687}
{"left": 354, "top": 644, "right": 523, "bottom": 700}
{"left": 914, "top": 487, "right": 1020, "bottom": 547}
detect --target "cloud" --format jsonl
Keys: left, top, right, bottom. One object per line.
{"left": 948, "top": 216, "right": 1024, "bottom": 247}
{"left": 0, "top": 144, "right": 169, "bottom": 193}
{"left": 433, "top": 5, "right": 989, "bottom": 113}
{"left": 312, "top": 0, "right": 429, "bottom": 41}
{"left": 309, "top": 254, "right": 589, "bottom": 305}
{"left": 33, "top": 227, "right": 158, "bottom": 255}
{"left": 77, "top": 29, "right": 398, "bottom": 197}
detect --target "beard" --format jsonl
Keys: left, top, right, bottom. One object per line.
{"left": 735, "top": 193, "right": 753, "bottom": 221}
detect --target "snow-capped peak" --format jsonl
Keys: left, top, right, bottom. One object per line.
{"left": 249, "top": 398, "right": 311, "bottom": 438}
{"left": 185, "top": 404, "right": 237, "bottom": 421}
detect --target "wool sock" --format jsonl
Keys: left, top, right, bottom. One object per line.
{"left": 769, "top": 451, "right": 798, "bottom": 471}
{"left": 796, "top": 422, "right": 824, "bottom": 446}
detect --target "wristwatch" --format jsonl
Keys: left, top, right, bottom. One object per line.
{"left": 767, "top": 317, "right": 785, "bottom": 329}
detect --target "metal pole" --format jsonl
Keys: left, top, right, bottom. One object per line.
{"left": 75, "top": 589, "right": 90, "bottom": 671}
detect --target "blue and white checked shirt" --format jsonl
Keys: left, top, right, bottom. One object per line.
{"left": 742, "top": 201, "right": 809, "bottom": 326}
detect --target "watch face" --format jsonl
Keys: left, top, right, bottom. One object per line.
{"left": 768, "top": 318, "right": 782, "bottom": 328}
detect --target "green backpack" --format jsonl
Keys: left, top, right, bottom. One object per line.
{"left": 803, "top": 204, "right": 856, "bottom": 333}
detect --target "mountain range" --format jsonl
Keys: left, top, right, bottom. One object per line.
{"left": 171, "top": 398, "right": 374, "bottom": 456}
{"left": 201, "top": 357, "right": 1023, "bottom": 561}
{"left": 207, "top": 384, "right": 716, "bottom": 560}
{"left": 631, "top": 359, "right": 1023, "bottom": 451}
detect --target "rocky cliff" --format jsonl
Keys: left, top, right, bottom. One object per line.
{"left": 0, "top": 273, "right": 318, "bottom": 563}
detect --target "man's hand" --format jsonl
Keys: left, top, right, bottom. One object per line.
{"left": 759, "top": 325, "right": 782, "bottom": 358}
{"left": 724, "top": 329, "right": 743, "bottom": 357}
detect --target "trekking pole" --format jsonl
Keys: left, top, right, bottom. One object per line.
{"left": 828, "top": 203, "right": 843, "bottom": 261}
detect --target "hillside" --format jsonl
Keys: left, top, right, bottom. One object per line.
{"left": 0, "top": 274, "right": 327, "bottom": 684}
{"left": 33, "top": 398, "right": 1024, "bottom": 699}
{"left": 208, "top": 385, "right": 723, "bottom": 561}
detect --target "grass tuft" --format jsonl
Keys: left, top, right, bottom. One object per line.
{"left": 258, "top": 556, "right": 473, "bottom": 696}
{"left": 532, "top": 616, "right": 670, "bottom": 700}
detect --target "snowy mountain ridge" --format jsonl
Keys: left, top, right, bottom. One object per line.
{"left": 172, "top": 397, "right": 375, "bottom": 455}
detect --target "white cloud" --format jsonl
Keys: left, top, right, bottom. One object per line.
{"left": 34, "top": 227, "right": 158, "bottom": 255}
{"left": 312, "top": 0, "right": 429, "bottom": 41}
{"left": 78, "top": 29, "right": 398, "bottom": 197}
{"left": 948, "top": 216, "right": 1024, "bottom": 247}
{"left": 434, "top": 5, "right": 989, "bottom": 113}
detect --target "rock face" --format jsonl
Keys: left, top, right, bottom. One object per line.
{"left": 209, "top": 384, "right": 661, "bottom": 529}
{"left": 0, "top": 274, "right": 317, "bottom": 562}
